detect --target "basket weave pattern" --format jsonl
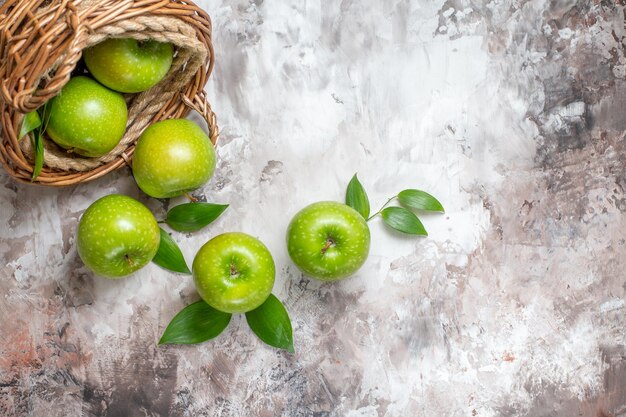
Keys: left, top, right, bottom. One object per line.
{"left": 0, "top": 0, "right": 218, "bottom": 186}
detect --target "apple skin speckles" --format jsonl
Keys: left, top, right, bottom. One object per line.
{"left": 286, "top": 201, "right": 371, "bottom": 281}
{"left": 132, "top": 119, "right": 217, "bottom": 199}
{"left": 77, "top": 194, "right": 160, "bottom": 278}
{"left": 84, "top": 38, "right": 174, "bottom": 94}
{"left": 46, "top": 76, "right": 128, "bottom": 157}
{"left": 192, "top": 232, "right": 275, "bottom": 314}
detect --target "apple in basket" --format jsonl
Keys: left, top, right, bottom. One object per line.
{"left": 84, "top": 38, "right": 174, "bottom": 94}
{"left": 46, "top": 76, "right": 128, "bottom": 157}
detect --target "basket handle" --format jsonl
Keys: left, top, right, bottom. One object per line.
{"left": 181, "top": 90, "right": 219, "bottom": 147}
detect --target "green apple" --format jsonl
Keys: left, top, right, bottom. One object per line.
{"left": 84, "top": 38, "right": 174, "bottom": 93}
{"left": 46, "top": 76, "right": 128, "bottom": 157}
{"left": 77, "top": 194, "right": 160, "bottom": 278}
{"left": 193, "top": 233, "right": 275, "bottom": 313}
{"left": 132, "top": 119, "right": 216, "bottom": 198}
{"left": 287, "top": 201, "right": 371, "bottom": 281}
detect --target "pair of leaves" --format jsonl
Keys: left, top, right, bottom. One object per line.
{"left": 159, "top": 295, "right": 294, "bottom": 352}
{"left": 345, "top": 174, "right": 444, "bottom": 236}
{"left": 152, "top": 203, "right": 228, "bottom": 274}
{"left": 19, "top": 110, "right": 45, "bottom": 181}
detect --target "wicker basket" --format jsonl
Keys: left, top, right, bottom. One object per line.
{"left": 0, "top": 0, "right": 219, "bottom": 186}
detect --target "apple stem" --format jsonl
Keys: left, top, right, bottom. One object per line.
{"left": 321, "top": 239, "right": 334, "bottom": 254}
{"left": 184, "top": 192, "right": 198, "bottom": 203}
{"left": 125, "top": 255, "right": 135, "bottom": 266}
{"left": 367, "top": 196, "right": 397, "bottom": 221}
{"left": 230, "top": 263, "right": 239, "bottom": 277}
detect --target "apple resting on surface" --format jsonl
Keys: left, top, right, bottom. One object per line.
{"left": 287, "top": 201, "right": 370, "bottom": 281}
{"left": 77, "top": 194, "right": 160, "bottom": 278}
{"left": 46, "top": 76, "right": 128, "bottom": 157}
{"left": 132, "top": 119, "right": 216, "bottom": 199}
{"left": 84, "top": 38, "right": 174, "bottom": 93}
{"left": 193, "top": 233, "right": 275, "bottom": 314}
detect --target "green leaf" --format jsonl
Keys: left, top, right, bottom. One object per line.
{"left": 398, "top": 189, "right": 444, "bottom": 212}
{"left": 40, "top": 101, "right": 52, "bottom": 133}
{"left": 19, "top": 111, "right": 41, "bottom": 141}
{"left": 152, "top": 227, "right": 191, "bottom": 274}
{"left": 159, "top": 300, "right": 231, "bottom": 345}
{"left": 381, "top": 207, "right": 427, "bottom": 235}
{"left": 166, "top": 203, "right": 228, "bottom": 232}
{"left": 31, "top": 131, "right": 44, "bottom": 181}
{"left": 245, "top": 294, "right": 294, "bottom": 353}
{"left": 345, "top": 174, "right": 370, "bottom": 219}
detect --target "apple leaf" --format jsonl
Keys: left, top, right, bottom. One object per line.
{"left": 381, "top": 207, "right": 427, "bottom": 236}
{"left": 346, "top": 174, "right": 370, "bottom": 219}
{"left": 31, "top": 131, "right": 44, "bottom": 181}
{"left": 159, "top": 300, "right": 231, "bottom": 345}
{"left": 152, "top": 227, "right": 191, "bottom": 274}
{"left": 398, "top": 189, "right": 444, "bottom": 213}
{"left": 166, "top": 203, "right": 229, "bottom": 232}
{"left": 19, "top": 111, "right": 41, "bottom": 141}
{"left": 245, "top": 294, "right": 294, "bottom": 353}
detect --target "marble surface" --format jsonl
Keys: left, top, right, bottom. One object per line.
{"left": 1, "top": 1, "right": 626, "bottom": 416}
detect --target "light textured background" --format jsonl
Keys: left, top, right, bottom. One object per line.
{"left": 1, "top": 1, "right": 626, "bottom": 416}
